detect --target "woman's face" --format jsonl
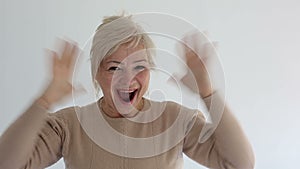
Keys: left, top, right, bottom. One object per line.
{"left": 96, "top": 43, "right": 150, "bottom": 117}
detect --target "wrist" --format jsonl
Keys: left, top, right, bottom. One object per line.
{"left": 201, "top": 91, "right": 215, "bottom": 99}
{"left": 35, "top": 96, "right": 51, "bottom": 110}
{"left": 202, "top": 90, "right": 218, "bottom": 108}
{"left": 199, "top": 86, "right": 214, "bottom": 98}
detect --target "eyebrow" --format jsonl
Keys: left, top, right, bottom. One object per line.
{"left": 106, "top": 61, "right": 122, "bottom": 64}
{"left": 106, "top": 59, "right": 147, "bottom": 64}
{"left": 133, "top": 59, "right": 147, "bottom": 63}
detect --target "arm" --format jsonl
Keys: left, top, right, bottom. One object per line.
{"left": 183, "top": 93, "right": 255, "bottom": 169}
{"left": 178, "top": 31, "right": 255, "bottom": 168}
{"left": 0, "top": 40, "right": 79, "bottom": 169}
{"left": 0, "top": 103, "right": 66, "bottom": 169}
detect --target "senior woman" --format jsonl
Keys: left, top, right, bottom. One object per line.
{"left": 0, "top": 14, "right": 255, "bottom": 169}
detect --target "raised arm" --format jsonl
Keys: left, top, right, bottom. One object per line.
{"left": 183, "top": 93, "right": 255, "bottom": 169}
{"left": 0, "top": 40, "right": 79, "bottom": 169}
{"left": 178, "top": 31, "right": 255, "bottom": 168}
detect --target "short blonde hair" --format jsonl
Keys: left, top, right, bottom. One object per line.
{"left": 90, "top": 14, "right": 155, "bottom": 93}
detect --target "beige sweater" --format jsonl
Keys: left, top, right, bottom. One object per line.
{"left": 0, "top": 95, "right": 254, "bottom": 169}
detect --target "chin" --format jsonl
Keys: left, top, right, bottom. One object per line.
{"left": 112, "top": 88, "right": 143, "bottom": 116}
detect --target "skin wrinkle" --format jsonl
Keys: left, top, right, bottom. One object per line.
{"left": 96, "top": 43, "right": 149, "bottom": 118}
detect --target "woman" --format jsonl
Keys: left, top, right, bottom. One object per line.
{"left": 0, "top": 14, "right": 255, "bottom": 169}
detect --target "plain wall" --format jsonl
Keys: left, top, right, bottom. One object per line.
{"left": 1, "top": 0, "right": 300, "bottom": 168}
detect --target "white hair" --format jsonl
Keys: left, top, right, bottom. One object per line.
{"left": 90, "top": 14, "right": 155, "bottom": 93}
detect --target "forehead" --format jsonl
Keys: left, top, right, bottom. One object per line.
{"left": 104, "top": 43, "right": 147, "bottom": 63}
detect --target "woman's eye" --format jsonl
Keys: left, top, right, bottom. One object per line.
{"left": 108, "top": 66, "right": 121, "bottom": 71}
{"left": 134, "top": 65, "right": 146, "bottom": 70}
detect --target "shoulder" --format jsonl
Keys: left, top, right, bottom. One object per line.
{"left": 48, "top": 101, "right": 103, "bottom": 128}
{"left": 149, "top": 99, "right": 200, "bottom": 117}
{"left": 146, "top": 99, "right": 203, "bottom": 126}
{"left": 47, "top": 103, "right": 92, "bottom": 131}
{"left": 48, "top": 106, "right": 78, "bottom": 124}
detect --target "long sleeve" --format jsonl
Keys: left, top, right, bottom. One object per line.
{"left": 183, "top": 93, "right": 255, "bottom": 169}
{"left": 0, "top": 103, "right": 67, "bottom": 169}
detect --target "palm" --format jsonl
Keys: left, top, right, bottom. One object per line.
{"left": 180, "top": 31, "right": 216, "bottom": 97}
{"left": 43, "top": 40, "right": 79, "bottom": 105}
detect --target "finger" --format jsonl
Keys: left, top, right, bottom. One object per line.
{"left": 45, "top": 49, "right": 59, "bottom": 69}
{"left": 60, "top": 39, "right": 79, "bottom": 70}
{"left": 182, "top": 37, "right": 201, "bottom": 60}
{"left": 67, "top": 43, "right": 80, "bottom": 70}
{"left": 201, "top": 41, "right": 218, "bottom": 62}
{"left": 182, "top": 37, "right": 193, "bottom": 54}
{"left": 60, "top": 39, "right": 73, "bottom": 65}
{"left": 62, "top": 37, "right": 79, "bottom": 67}
{"left": 185, "top": 48, "right": 199, "bottom": 66}
{"left": 183, "top": 29, "right": 209, "bottom": 53}
{"left": 44, "top": 49, "right": 58, "bottom": 77}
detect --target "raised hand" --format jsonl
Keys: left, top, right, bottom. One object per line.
{"left": 36, "top": 40, "right": 80, "bottom": 109}
{"left": 179, "top": 31, "right": 218, "bottom": 98}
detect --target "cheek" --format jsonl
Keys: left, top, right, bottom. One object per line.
{"left": 96, "top": 72, "right": 113, "bottom": 93}
{"left": 136, "top": 70, "right": 150, "bottom": 89}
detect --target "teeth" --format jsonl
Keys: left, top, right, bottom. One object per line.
{"left": 118, "top": 89, "right": 136, "bottom": 93}
{"left": 117, "top": 89, "right": 137, "bottom": 103}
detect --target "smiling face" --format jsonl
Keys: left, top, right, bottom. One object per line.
{"left": 96, "top": 43, "right": 150, "bottom": 117}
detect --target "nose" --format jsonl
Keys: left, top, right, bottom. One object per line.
{"left": 117, "top": 69, "right": 137, "bottom": 87}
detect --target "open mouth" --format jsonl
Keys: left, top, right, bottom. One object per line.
{"left": 117, "top": 89, "right": 138, "bottom": 104}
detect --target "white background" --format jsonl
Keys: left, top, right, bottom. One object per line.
{"left": 1, "top": 0, "right": 300, "bottom": 168}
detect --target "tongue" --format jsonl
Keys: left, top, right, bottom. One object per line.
{"left": 119, "top": 92, "right": 131, "bottom": 102}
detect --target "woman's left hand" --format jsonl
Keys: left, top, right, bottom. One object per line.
{"left": 179, "top": 31, "right": 217, "bottom": 98}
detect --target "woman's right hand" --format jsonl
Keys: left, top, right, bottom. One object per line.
{"left": 36, "top": 40, "right": 80, "bottom": 109}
